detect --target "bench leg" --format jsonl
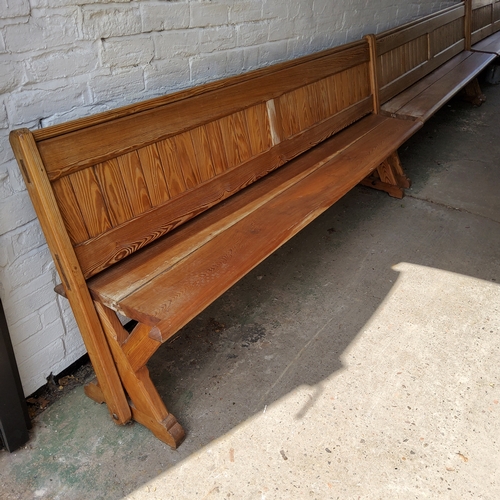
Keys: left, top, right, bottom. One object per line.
{"left": 92, "top": 302, "right": 185, "bottom": 448}
{"left": 463, "top": 78, "right": 486, "bottom": 107}
{"left": 360, "top": 151, "right": 411, "bottom": 199}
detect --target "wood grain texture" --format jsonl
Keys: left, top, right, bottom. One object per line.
{"left": 376, "top": 5, "right": 465, "bottom": 56}
{"left": 88, "top": 115, "right": 421, "bottom": 338}
{"left": 88, "top": 112, "right": 387, "bottom": 307}
{"left": 36, "top": 43, "right": 368, "bottom": 178}
{"left": 373, "top": 3, "right": 472, "bottom": 107}
{"left": 9, "top": 129, "right": 131, "bottom": 425}
{"left": 470, "top": 0, "right": 500, "bottom": 44}
{"left": 381, "top": 51, "right": 495, "bottom": 121}
{"left": 472, "top": 28, "right": 500, "bottom": 53}
{"left": 32, "top": 40, "right": 367, "bottom": 142}
{"left": 76, "top": 97, "right": 372, "bottom": 278}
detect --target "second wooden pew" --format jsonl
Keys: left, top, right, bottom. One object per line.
{"left": 367, "top": 2, "right": 496, "bottom": 122}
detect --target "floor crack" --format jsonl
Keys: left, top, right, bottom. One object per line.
{"left": 406, "top": 193, "right": 500, "bottom": 225}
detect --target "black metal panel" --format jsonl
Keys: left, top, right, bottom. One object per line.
{"left": 0, "top": 299, "right": 31, "bottom": 452}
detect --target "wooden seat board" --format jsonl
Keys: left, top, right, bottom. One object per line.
{"left": 89, "top": 115, "right": 421, "bottom": 340}
{"left": 88, "top": 113, "right": 383, "bottom": 305}
{"left": 472, "top": 30, "right": 500, "bottom": 54}
{"left": 381, "top": 50, "right": 495, "bottom": 121}
{"left": 381, "top": 51, "right": 476, "bottom": 113}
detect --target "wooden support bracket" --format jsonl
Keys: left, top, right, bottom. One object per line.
{"left": 360, "top": 151, "right": 411, "bottom": 199}
{"left": 462, "top": 78, "right": 487, "bottom": 107}
{"left": 92, "top": 302, "right": 185, "bottom": 449}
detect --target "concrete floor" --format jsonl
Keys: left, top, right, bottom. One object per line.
{"left": 1, "top": 77, "right": 500, "bottom": 500}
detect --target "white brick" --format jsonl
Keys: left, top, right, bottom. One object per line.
{"left": 5, "top": 249, "right": 54, "bottom": 295}
{"left": 0, "top": 164, "right": 13, "bottom": 199}
{"left": 3, "top": 8, "right": 79, "bottom": 53}
{"left": 31, "top": 0, "right": 129, "bottom": 7}
{"left": 81, "top": 4, "right": 142, "bottom": 39}
{"left": 262, "top": 0, "right": 287, "bottom": 20}
{"left": 190, "top": 49, "right": 244, "bottom": 84}
{"left": 100, "top": 36, "right": 155, "bottom": 68}
{"left": 237, "top": 22, "right": 268, "bottom": 47}
{"left": 25, "top": 45, "right": 98, "bottom": 83}
{"left": 2, "top": 158, "right": 28, "bottom": 193}
{"left": 10, "top": 219, "right": 46, "bottom": 257}
{"left": 0, "top": 0, "right": 30, "bottom": 18}
{"left": 258, "top": 40, "right": 288, "bottom": 66}
{"left": 190, "top": 1, "right": 229, "bottom": 28}
{"left": 153, "top": 29, "right": 200, "bottom": 59}
{"left": 229, "top": 2, "right": 263, "bottom": 23}
{"left": 61, "top": 329, "right": 86, "bottom": 360}
{"left": 0, "top": 189, "right": 36, "bottom": 235}
{"left": 6, "top": 79, "right": 88, "bottom": 127}
{"left": 141, "top": 2, "right": 190, "bottom": 32}
{"left": 13, "top": 318, "right": 65, "bottom": 365}
{"left": 50, "top": 341, "right": 87, "bottom": 382}
{"left": 91, "top": 67, "right": 145, "bottom": 104}
{"left": 0, "top": 58, "right": 25, "bottom": 94}
{"left": 0, "top": 32, "right": 6, "bottom": 53}
{"left": 0, "top": 232, "right": 12, "bottom": 268}
{"left": 199, "top": 26, "right": 237, "bottom": 53}
{"left": 0, "top": 99, "right": 8, "bottom": 128}
{"left": 0, "top": 132, "right": 15, "bottom": 165}
{"left": 242, "top": 45, "right": 260, "bottom": 72}
{"left": 144, "top": 58, "right": 191, "bottom": 94}
{"left": 268, "top": 17, "right": 294, "bottom": 43}
{"left": 9, "top": 311, "right": 43, "bottom": 345}
{"left": 6, "top": 280, "right": 56, "bottom": 326}
{"left": 16, "top": 338, "right": 65, "bottom": 396}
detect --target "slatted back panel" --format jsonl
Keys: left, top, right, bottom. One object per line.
{"left": 471, "top": 0, "right": 500, "bottom": 44}
{"left": 374, "top": 4, "right": 466, "bottom": 104}
{"left": 32, "top": 40, "right": 372, "bottom": 279}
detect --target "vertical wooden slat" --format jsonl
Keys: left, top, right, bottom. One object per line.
{"left": 171, "top": 132, "right": 202, "bottom": 190}
{"left": 276, "top": 91, "right": 298, "bottom": 139}
{"left": 95, "top": 158, "right": 134, "bottom": 226}
{"left": 189, "top": 126, "right": 216, "bottom": 183}
{"left": 246, "top": 103, "right": 273, "bottom": 156}
{"left": 219, "top": 111, "right": 252, "bottom": 166}
{"left": 294, "top": 85, "right": 315, "bottom": 131}
{"left": 52, "top": 177, "right": 90, "bottom": 245}
{"left": 70, "top": 167, "right": 112, "bottom": 237}
{"left": 366, "top": 34, "right": 380, "bottom": 113}
{"left": 156, "top": 136, "right": 187, "bottom": 198}
{"left": 117, "top": 151, "right": 152, "bottom": 215}
{"left": 137, "top": 143, "right": 170, "bottom": 207}
{"left": 204, "top": 119, "right": 230, "bottom": 175}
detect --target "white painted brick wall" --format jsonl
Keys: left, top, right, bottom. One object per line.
{"left": 0, "top": 0, "right": 459, "bottom": 396}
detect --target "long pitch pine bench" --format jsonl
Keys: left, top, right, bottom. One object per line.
{"left": 367, "top": 2, "right": 495, "bottom": 121}
{"left": 10, "top": 40, "right": 421, "bottom": 447}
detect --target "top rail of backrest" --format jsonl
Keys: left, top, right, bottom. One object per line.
{"left": 15, "top": 39, "right": 373, "bottom": 280}
{"left": 471, "top": 0, "right": 500, "bottom": 44}
{"left": 371, "top": 3, "right": 467, "bottom": 105}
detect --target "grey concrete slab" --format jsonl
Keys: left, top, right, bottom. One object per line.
{"left": 1, "top": 82, "right": 499, "bottom": 500}
{"left": 399, "top": 88, "right": 500, "bottom": 223}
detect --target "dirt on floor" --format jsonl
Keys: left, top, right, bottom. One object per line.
{"left": 25, "top": 356, "right": 95, "bottom": 420}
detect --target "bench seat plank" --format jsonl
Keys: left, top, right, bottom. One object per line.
{"left": 88, "top": 114, "right": 421, "bottom": 342}
{"left": 472, "top": 30, "right": 500, "bottom": 55}
{"left": 381, "top": 50, "right": 495, "bottom": 121}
